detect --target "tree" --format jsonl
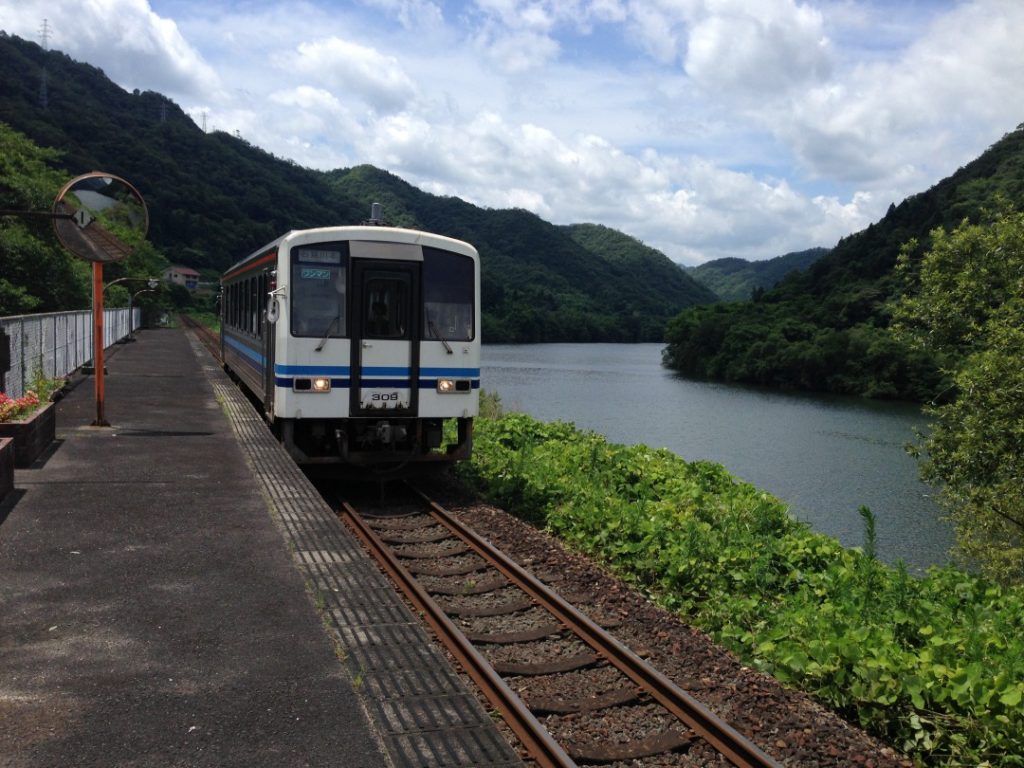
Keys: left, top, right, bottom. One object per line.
{"left": 893, "top": 207, "right": 1024, "bottom": 582}
{"left": 0, "top": 122, "right": 90, "bottom": 314}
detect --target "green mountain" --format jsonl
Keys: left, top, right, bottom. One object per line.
{"left": 564, "top": 224, "right": 718, "bottom": 306}
{"left": 663, "top": 124, "right": 1024, "bottom": 400}
{"left": 687, "top": 248, "right": 829, "bottom": 302}
{"left": 0, "top": 32, "right": 714, "bottom": 342}
{"left": 0, "top": 32, "right": 365, "bottom": 272}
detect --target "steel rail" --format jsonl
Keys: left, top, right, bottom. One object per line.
{"left": 180, "top": 315, "right": 221, "bottom": 361}
{"left": 339, "top": 502, "right": 577, "bottom": 768}
{"left": 410, "top": 487, "right": 781, "bottom": 768}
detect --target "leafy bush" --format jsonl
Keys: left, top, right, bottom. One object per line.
{"left": 459, "top": 413, "right": 1024, "bottom": 767}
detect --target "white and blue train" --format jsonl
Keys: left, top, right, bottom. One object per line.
{"left": 220, "top": 216, "right": 480, "bottom": 469}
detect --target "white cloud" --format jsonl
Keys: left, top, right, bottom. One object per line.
{"left": 0, "top": 0, "right": 220, "bottom": 99}
{"left": 353, "top": 107, "right": 859, "bottom": 263}
{"left": 472, "top": 25, "right": 562, "bottom": 72}
{"left": 286, "top": 37, "right": 417, "bottom": 114}
{"left": 3, "top": 0, "right": 1019, "bottom": 266}
{"left": 777, "top": 0, "right": 1024, "bottom": 192}
{"left": 683, "top": 1, "right": 831, "bottom": 100}
{"left": 468, "top": 0, "right": 631, "bottom": 71}
{"left": 357, "top": 0, "right": 445, "bottom": 30}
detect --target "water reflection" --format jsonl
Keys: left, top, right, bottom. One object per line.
{"left": 482, "top": 343, "right": 952, "bottom": 570}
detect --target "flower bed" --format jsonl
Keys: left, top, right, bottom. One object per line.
{"left": 0, "top": 391, "right": 41, "bottom": 421}
{"left": 0, "top": 391, "right": 57, "bottom": 468}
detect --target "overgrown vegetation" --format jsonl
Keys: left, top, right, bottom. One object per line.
{"left": 893, "top": 206, "right": 1024, "bottom": 583}
{"left": 459, "top": 414, "right": 1024, "bottom": 767}
{"left": 183, "top": 308, "right": 221, "bottom": 334}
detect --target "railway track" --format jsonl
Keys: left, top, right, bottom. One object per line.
{"left": 339, "top": 485, "right": 780, "bottom": 768}
{"left": 179, "top": 314, "right": 222, "bottom": 362}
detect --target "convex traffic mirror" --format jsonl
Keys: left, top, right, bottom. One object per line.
{"left": 52, "top": 172, "right": 149, "bottom": 263}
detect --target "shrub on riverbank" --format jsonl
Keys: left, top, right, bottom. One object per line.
{"left": 458, "top": 413, "right": 1024, "bottom": 767}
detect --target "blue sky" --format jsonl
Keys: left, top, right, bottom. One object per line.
{"left": 2, "top": 0, "right": 1021, "bottom": 264}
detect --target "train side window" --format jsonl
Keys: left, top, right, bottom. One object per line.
{"left": 422, "top": 247, "right": 474, "bottom": 342}
{"left": 249, "top": 276, "right": 259, "bottom": 335}
{"left": 291, "top": 244, "right": 348, "bottom": 338}
{"left": 364, "top": 278, "right": 409, "bottom": 339}
{"left": 257, "top": 273, "right": 266, "bottom": 337}
{"left": 240, "top": 279, "right": 247, "bottom": 333}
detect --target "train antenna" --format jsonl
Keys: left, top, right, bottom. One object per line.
{"left": 367, "top": 202, "right": 384, "bottom": 225}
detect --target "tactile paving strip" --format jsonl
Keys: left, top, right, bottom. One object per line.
{"left": 192, "top": 336, "right": 522, "bottom": 768}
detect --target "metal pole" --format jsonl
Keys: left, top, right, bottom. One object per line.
{"left": 92, "top": 262, "right": 109, "bottom": 426}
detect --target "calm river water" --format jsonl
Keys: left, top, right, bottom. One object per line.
{"left": 481, "top": 343, "right": 953, "bottom": 570}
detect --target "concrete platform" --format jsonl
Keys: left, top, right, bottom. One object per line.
{"left": 0, "top": 327, "right": 520, "bottom": 768}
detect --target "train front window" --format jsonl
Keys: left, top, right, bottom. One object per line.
{"left": 422, "top": 247, "right": 474, "bottom": 342}
{"left": 364, "top": 278, "right": 409, "bottom": 339}
{"left": 291, "top": 244, "right": 348, "bottom": 338}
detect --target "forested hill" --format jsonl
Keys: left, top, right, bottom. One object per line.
{"left": 564, "top": 224, "right": 718, "bottom": 306}
{"left": 663, "top": 124, "right": 1024, "bottom": 401}
{"left": 0, "top": 32, "right": 714, "bottom": 342}
{"left": 687, "top": 248, "right": 829, "bottom": 302}
{"left": 0, "top": 33, "right": 364, "bottom": 270}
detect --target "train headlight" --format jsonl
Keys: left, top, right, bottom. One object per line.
{"left": 293, "top": 377, "right": 331, "bottom": 393}
{"left": 437, "top": 378, "right": 471, "bottom": 394}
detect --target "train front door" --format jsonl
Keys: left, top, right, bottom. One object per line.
{"left": 351, "top": 259, "right": 419, "bottom": 416}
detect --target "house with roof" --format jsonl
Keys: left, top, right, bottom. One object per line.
{"left": 163, "top": 265, "right": 200, "bottom": 291}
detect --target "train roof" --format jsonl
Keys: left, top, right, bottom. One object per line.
{"left": 222, "top": 225, "right": 478, "bottom": 280}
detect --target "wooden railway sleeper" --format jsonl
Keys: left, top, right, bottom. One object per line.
{"left": 409, "top": 486, "right": 782, "bottom": 768}
{"left": 340, "top": 502, "right": 577, "bottom": 768}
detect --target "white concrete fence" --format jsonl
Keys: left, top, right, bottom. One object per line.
{"left": 0, "top": 308, "right": 141, "bottom": 399}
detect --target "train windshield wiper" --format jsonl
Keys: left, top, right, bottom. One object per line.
{"left": 428, "top": 319, "right": 453, "bottom": 354}
{"left": 315, "top": 315, "right": 341, "bottom": 352}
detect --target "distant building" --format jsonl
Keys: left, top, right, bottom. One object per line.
{"left": 163, "top": 265, "right": 200, "bottom": 290}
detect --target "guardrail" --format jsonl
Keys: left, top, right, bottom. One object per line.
{"left": 0, "top": 308, "right": 140, "bottom": 398}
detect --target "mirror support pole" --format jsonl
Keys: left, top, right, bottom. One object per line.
{"left": 92, "top": 262, "right": 109, "bottom": 427}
